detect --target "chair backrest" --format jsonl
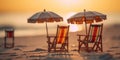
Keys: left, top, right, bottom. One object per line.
{"left": 56, "top": 25, "right": 69, "bottom": 44}
{"left": 87, "top": 23, "right": 103, "bottom": 42}
{"left": 5, "top": 28, "right": 14, "bottom": 38}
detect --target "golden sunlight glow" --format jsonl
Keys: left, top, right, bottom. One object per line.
{"left": 56, "top": 0, "right": 79, "bottom": 6}
{"left": 64, "top": 12, "right": 77, "bottom": 22}
{"left": 63, "top": 12, "right": 83, "bottom": 32}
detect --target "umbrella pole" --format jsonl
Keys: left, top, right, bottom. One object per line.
{"left": 45, "top": 22, "right": 49, "bottom": 37}
{"left": 85, "top": 22, "right": 87, "bottom": 35}
{"left": 84, "top": 9, "right": 87, "bottom": 35}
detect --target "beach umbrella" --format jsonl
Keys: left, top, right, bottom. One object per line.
{"left": 28, "top": 9, "right": 63, "bottom": 37}
{"left": 67, "top": 9, "right": 107, "bottom": 34}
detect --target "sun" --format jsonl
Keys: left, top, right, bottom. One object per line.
{"left": 69, "top": 24, "right": 78, "bottom": 32}
{"left": 69, "top": 24, "right": 82, "bottom": 32}
{"left": 62, "top": 12, "right": 83, "bottom": 32}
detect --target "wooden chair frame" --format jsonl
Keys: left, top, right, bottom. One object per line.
{"left": 47, "top": 25, "right": 69, "bottom": 52}
{"left": 4, "top": 28, "right": 15, "bottom": 48}
{"left": 77, "top": 23, "right": 103, "bottom": 52}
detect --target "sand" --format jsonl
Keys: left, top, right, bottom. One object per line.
{"left": 0, "top": 32, "right": 120, "bottom": 60}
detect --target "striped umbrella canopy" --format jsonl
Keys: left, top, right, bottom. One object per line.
{"left": 67, "top": 9, "right": 107, "bottom": 34}
{"left": 28, "top": 9, "right": 63, "bottom": 37}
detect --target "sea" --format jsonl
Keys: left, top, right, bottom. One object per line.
{"left": 0, "top": 12, "right": 120, "bottom": 37}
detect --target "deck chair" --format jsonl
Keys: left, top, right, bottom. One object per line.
{"left": 4, "top": 28, "right": 15, "bottom": 48}
{"left": 47, "top": 25, "right": 69, "bottom": 52}
{"left": 77, "top": 23, "right": 103, "bottom": 52}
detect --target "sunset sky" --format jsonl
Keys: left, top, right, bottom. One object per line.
{"left": 0, "top": 0, "right": 120, "bottom": 36}
{"left": 0, "top": 0, "right": 120, "bottom": 13}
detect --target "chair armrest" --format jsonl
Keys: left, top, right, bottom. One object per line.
{"left": 77, "top": 34, "right": 88, "bottom": 42}
{"left": 47, "top": 36, "right": 56, "bottom": 43}
{"left": 47, "top": 36, "right": 56, "bottom": 38}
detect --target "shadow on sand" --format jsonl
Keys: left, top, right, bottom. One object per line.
{"left": 78, "top": 51, "right": 115, "bottom": 60}
{"left": 23, "top": 48, "right": 72, "bottom": 60}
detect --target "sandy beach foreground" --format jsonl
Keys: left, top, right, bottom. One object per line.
{"left": 0, "top": 33, "right": 120, "bottom": 60}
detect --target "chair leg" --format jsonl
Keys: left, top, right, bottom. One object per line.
{"left": 78, "top": 41, "right": 80, "bottom": 52}
{"left": 67, "top": 39, "right": 69, "bottom": 52}
{"left": 101, "top": 41, "right": 103, "bottom": 52}
{"left": 78, "top": 42, "right": 83, "bottom": 52}
{"left": 97, "top": 42, "right": 103, "bottom": 52}
{"left": 85, "top": 43, "right": 89, "bottom": 52}
{"left": 60, "top": 43, "right": 68, "bottom": 52}
{"left": 12, "top": 37, "right": 14, "bottom": 48}
{"left": 48, "top": 38, "right": 50, "bottom": 52}
{"left": 93, "top": 42, "right": 103, "bottom": 52}
{"left": 66, "top": 43, "right": 69, "bottom": 52}
{"left": 54, "top": 43, "right": 56, "bottom": 52}
{"left": 78, "top": 42, "right": 87, "bottom": 52}
{"left": 48, "top": 44, "right": 51, "bottom": 52}
{"left": 4, "top": 37, "right": 6, "bottom": 48}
